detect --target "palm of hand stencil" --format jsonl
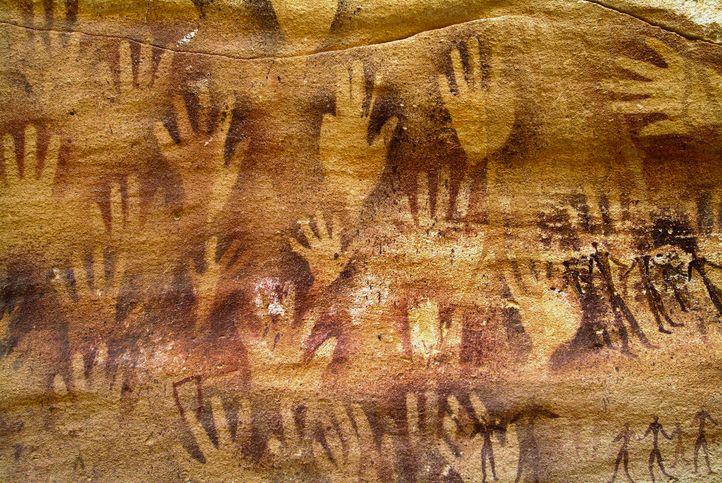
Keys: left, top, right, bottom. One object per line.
{"left": 396, "top": 167, "right": 487, "bottom": 306}
{"left": 153, "top": 89, "right": 242, "bottom": 228}
{"left": 289, "top": 212, "right": 351, "bottom": 293}
{"left": 439, "top": 37, "right": 515, "bottom": 166}
{"left": 0, "top": 126, "right": 66, "bottom": 257}
{"left": 20, "top": 32, "right": 84, "bottom": 123}
{"left": 606, "top": 37, "right": 722, "bottom": 137}
{"left": 320, "top": 62, "right": 398, "bottom": 219}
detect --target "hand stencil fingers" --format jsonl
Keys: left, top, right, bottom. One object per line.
{"left": 210, "top": 396, "right": 232, "bottom": 447}
{"left": 467, "top": 37, "right": 482, "bottom": 89}
{"left": 40, "top": 134, "right": 60, "bottom": 187}
{"left": 615, "top": 56, "right": 660, "bottom": 80}
{"left": 23, "top": 125, "right": 38, "bottom": 179}
{"left": 138, "top": 43, "right": 154, "bottom": 88}
{"left": 469, "top": 392, "right": 487, "bottom": 422}
{"left": 2, "top": 134, "right": 20, "bottom": 185}
{"left": 289, "top": 236, "right": 309, "bottom": 259}
{"left": 438, "top": 73, "right": 454, "bottom": 104}
{"left": 173, "top": 95, "right": 193, "bottom": 142}
{"left": 456, "top": 174, "right": 473, "bottom": 220}
{"left": 645, "top": 38, "right": 683, "bottom": 71}
{"left": 437, "top": 166, "right": 452, "bottom": 220}
{"left": 195, "top": 84, "right": 212, "bottom": 133}
{"left": 216, "top": 95, "right": 235, "bottom": 145}
{"left": 153, "top": 123, "right": 175, "bottom": 165}
{"left": 450, "top": 48, "right": 466, "bottom": 96}
{"left": 639, "top": 119, "right": 687, "bottom": 137}
{"left": 315, "top": 211, "right": 329, "bottom": 239}
{"left": 610, "top": 98, "right": 667, "bottom": 115}
{"left": 437, "top": 412, "right": 460, "bottom": 465}
{"left": 349, "top": 61, "right": 365, "bottom": 113}
{"left": 299, "top": 219, "right": 318, "bottom": 248}
{"left": 70, "top": 351, "right": 85, "bottom": 391}
{"left": 118, "top": 42, "right": 134, "bottom": 93}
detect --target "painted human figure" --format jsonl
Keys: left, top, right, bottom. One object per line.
{"left": 475, "top": 416, "right": 505, "bottom": 482}
{"left": 609, "top": 423, "right": 635, "bottom": 483}
{"left": 591, "top": 243, "right": 654, "bottom": 355}
{"left": 644, "top": 415, "right": 676, "bottom": 482}
{"left": 687, "top": 250, "right": 722, "bottom": 317}
{"left": 669, "top": 422, "right": 689, "bottom": 469}
{"left": 625, "top": 255, "right": 683, "bottom": 334}
{"left": 692, "top": 409, "right": 718, "bottom": 475}
{"left": 655, "top": 253, "right": 691, "bottom": 313}
{"left": 511, "top": 404, "right": 559, "bottom": 483}
{"left": 562, "top": 256, "right": 613, "bottom": 349}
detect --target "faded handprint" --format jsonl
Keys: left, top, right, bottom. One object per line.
{"left": 312, "top": 401, "right": 356, "bottom": 481}
{"left": 313, "top": 401, "right": 395, "bottom": 481}
{"left": 189, "top": 237, "right": 243, "bottom": 334}
{"left": 1, "top": 126, "right": 63, "bottom": 256}
{"left": 153, "top": 89, "right": 242, "bottom": 226}
{"left": 271, "top": 0, "right": 338, "bottom": 52}
{"left": 407, "top": 300, "right": 461, "bottom": 366}
{"left": 398, "top": 168, "right": 487, "bottom": 305}
{"left": 606, "top": 37, "right": 722, "bottom": 137}
{"left": 437, "top": 394, "right": 486, "bottom": 481}
{"left": 52, "top": 247, "right": 124, "bottom": 364}
{"left": 51, "top": 344, "right": 113, "bottom": 397}
{"left": 266, "top": 397, "right": 314, "bottom": 462}
{"left": 253, "top": 278, "right": 297, "bottom": 351}
{"left": 74, "top": 41, "right": 173, "bottom": 162}
{"left": 48, "top": 345, "right": 165, "bottom": 479}
{"left": 439, "top": 37, "right": 515, "bottom": 166}
{"left": 289, "top": 212, "right": 351, "bottom": 292}
{"left": 408, "top": 300, "right": 442, "bottom": 365}
{"left": 436, "top": 393, "right": 511, "bottom": 482}
{"left": 20, "top": 32, "right": 83, "bottom": 123}
{"left": 107, "top": 173, "right": 186, "bottom": 275}
{"left": 320, "top": 62, "right": 398, "bottom": 218}
{"left": 104, "top": 175, "right": 180, "bottom": 332}
{"left": 174, "top": 388, "right": 263, "bottom": 480}
{"left": 248, "top": 277, "right": 337, "bottom": 392}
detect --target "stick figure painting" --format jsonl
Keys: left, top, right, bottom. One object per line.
{"left": 0, "top": 0, "right": 720, "bottom": 481}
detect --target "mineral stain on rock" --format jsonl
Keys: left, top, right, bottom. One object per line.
{"left": 0, "top": 0, "right": 720, "bottom": 481}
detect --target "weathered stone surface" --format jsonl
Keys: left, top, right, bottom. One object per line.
{"left": 0, "top": 0, "right": 720, "bottom": 481}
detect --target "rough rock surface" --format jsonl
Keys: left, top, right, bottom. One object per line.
{"left": 0, "top": 0, "right": 720, "bottom": 481}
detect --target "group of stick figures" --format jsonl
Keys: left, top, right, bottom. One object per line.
{"left": 609, "top": 409, "right": 717, "bottom": 482}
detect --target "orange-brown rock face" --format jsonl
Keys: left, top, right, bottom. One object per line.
{"left": 0, "top": 0, "right": 720, "bottom": 481}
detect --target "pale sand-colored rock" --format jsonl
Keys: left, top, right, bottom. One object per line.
{"left": 0, "top": 0, "right": 720, "bottom": 481}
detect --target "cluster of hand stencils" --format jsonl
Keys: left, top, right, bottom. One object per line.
{"left": 2, "top": 2, "right": 722, "bottom": 480}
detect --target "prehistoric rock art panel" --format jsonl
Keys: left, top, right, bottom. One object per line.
{"left": 0, "top": 0, "right": 720, "bottom": 481}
